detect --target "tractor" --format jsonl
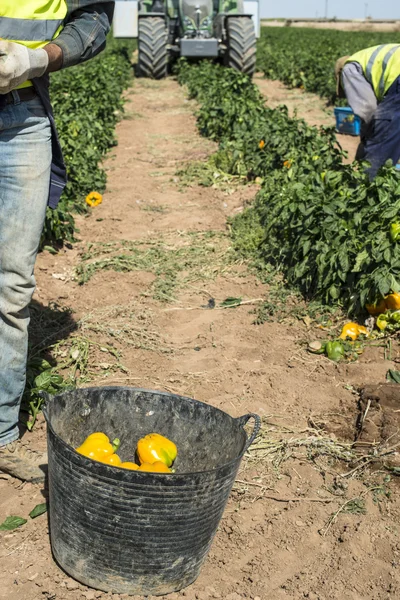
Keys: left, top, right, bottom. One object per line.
{"left": 113, "top": 0, "right": 259, "bottom": 78}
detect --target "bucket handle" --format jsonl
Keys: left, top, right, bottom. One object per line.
{"left": 236, "top": 413, "right": 261, "bottom": 451}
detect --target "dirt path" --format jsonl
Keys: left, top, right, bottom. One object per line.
{"left": 1, "top": 75, "right": 400, "bottom": 600}
{"left": 254, "top": 74, "right": 360, "bottom": 162}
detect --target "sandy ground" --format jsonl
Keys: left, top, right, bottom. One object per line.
{"left": 262, "top": 20, "right": 400, "bottom": 32}
{"left": 1, "top": 74, "right": 400, "bottom": 600}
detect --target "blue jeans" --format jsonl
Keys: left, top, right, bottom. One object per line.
{"left": 0, "top": 92, "right": 52, "bottom": 446}
{"left": 359, "top": 76, "right": 400, "bottom": 178}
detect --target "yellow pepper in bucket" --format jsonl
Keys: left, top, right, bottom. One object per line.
{"left": 138, "top": 461, "right": 171, "bottom": 473}
{"left": 137, "top": 433, "right": 177, "bottom": 467}
{"left": 76, "top": 432, "right": 120, "bottom": 462}
{"left": 120, "top": 462, "right": 140, "bottom": 470}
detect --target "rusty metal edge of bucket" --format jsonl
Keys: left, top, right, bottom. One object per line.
{"left": 41, "top": 386, "right": 261, "bottom": 476}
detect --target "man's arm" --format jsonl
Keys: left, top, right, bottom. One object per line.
{"left": 0, "top": 3, "right": 114, "bottom": 92}
{"left": 341, "top": 62, "right": 378, "bottom": 124}
{"left": 50, "top": 2, "right": 114, "bottom": 70}
{"left": 44, "top": 44, "right": 63, "bottom": 72}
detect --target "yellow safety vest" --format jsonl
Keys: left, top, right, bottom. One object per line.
{"left": 347, "top": 44, "right": 400, "bottom": 101}
{"left": 0, "top": 1, "right": 68, "bottom": 89}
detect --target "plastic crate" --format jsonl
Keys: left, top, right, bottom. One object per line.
{"left": 334, "top": 106, "right": 362, "bottom": 136}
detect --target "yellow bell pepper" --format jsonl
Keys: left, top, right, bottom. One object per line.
{"left": 76, "top": 432, "right": 120, "bottom": 462}
{"left": 137, "top": 433, "right": 177, "bottom": 467}
{"left": 83, "top": 432, "right": 110, "bottom": 444}
{"left": 138, "top": 461, "right": 171, "bottom": 473}
{"left": 366, "top": 298, "right": 387, "bottom": 316}
{"left": 385, "top": 293, "right": 400, "bottom": 311}
{"left": 339, "top": 322, "right": 368, "bottom": 341}
{"left": 99, "top": 453, "right": 122, "bottom": 466}
{"left": 119, "top": 462, "right": 140, "bottom": 470}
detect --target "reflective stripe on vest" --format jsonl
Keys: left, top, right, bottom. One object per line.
{"left": 347, "top": 44, "right": 400, "bottom": 101}
{"left": 378, "top": 45, "right": 400, "bottom": 97}
{"left": 0, "top": 1, "right": 68, "bottom": 88}
{"left": 365, "top": 45, "right": 386, "bottom": 83}
{"left": 0, "top": 16, "right": 64, "bottom": 42}
{"left": 0, "top": 1, "right": 68, "bottom": 46}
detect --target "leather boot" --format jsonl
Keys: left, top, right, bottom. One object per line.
{"left": 0, "top": 441, "right": 47, "bottom": 483}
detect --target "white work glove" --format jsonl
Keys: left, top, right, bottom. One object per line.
{"left": 0, "top": 41, "right": 49, "bottom": 94}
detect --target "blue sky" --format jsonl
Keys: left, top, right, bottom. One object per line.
{"left": 259, "top": 0, "right": 399, "bottom": 20}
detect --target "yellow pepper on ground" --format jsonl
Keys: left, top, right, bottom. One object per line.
{"left": 339, "top": 322, "right": 368, "bottom": 341}
{"left": 76, "top": 432, "right": 120, "bottom": 462}
{"left": 85, "top": 191, "right": 103, "bottom": 207}
{"left": 137, "top": 433, "right": 177, "bottom": 467}
{"left": 138, "top": 461, "right": 171, "bottom": 473}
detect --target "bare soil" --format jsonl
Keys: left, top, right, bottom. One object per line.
{"left": 1, "top": 74, "right": 400, "bottom": 600}
{"left": 357, "top": 384, "right": 400, "bottom": 467}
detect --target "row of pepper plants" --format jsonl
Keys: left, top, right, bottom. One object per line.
{"left": 256, "top": 27, "right": 400, "bottom": 104}
{"left": 42, "top": 35, "right": 136, "bottom": 246}
{"left": 176, "top": 60, "right": 400, "bottom": 315}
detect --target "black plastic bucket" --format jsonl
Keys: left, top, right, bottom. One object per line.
{"left": 43, "top": 387, "right": 260, "bottom": 596}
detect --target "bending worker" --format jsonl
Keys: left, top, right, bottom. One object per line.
{"left": 0, "top": 1, "right": 115, "bottom": 482}
{"left": 335, "top": 44, "right": 400, "bottom": 178}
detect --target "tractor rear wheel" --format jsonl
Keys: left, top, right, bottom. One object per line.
{"left": 224, "top": 16, "right": 256, "bottom": 77}
{"left": 138, "top": 17, "right": 168, "bottom": 79}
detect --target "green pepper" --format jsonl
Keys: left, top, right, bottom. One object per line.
{"left": 390, "top": 223, "right": 400, "bottom": 242}
{"left": 391, "top": 311, "right": 400, "bottom": 323}
{"left": 326, "top": 341, "right": 345, "bottom": 362}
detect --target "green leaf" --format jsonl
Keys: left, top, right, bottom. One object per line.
{"left": 384, "top": 248, "right": 392, "bottom": 263}
{"left": 352, "top": 250, "right": 369, "bottom": 273}
{"left": 43, "top": 245, "right": 58, "bottom": 255}
{"left": 29, "top": 503, "right": 48, "bottom": 519}
{"left": 390, "top": 276, "right": 400, "bottom": 293}
{"left": 387, "top": 369, "right": 400, "bottom": 384}
{"left": 387, "top": 466, "right": 400, "bottom": 475}
{"left": 302, "top": 240, "right": 311, "bottom": 256}
{"left": 0, "top": 516, "right": 27, "bottom": 531}
{"left": 329, "top": 285, "right": 339, "bottom": 300}
{"left": 220, "top": 297, "right": 242, "bottom": 308}
{"left": 378, "top": 275, "right": 391, "bottom": 297}
{"left": 28, "top": 358, "right": 52, "bottom": 371}
{"left": 34, "top": 371, "right": 53, "bottom": 390}
{"left": 338, "top": 247, "right": 349, "bottom": 273}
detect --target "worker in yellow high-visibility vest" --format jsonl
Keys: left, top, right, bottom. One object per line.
{"left": 335, "top": 44, "right": 400, "bottom": 178}
{"left": 0, "top": 1, "right": 115, "bottom": 483}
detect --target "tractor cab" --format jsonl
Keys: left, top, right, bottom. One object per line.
{"left": 179, "top": 0, "right": 214, "bottom": 37}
